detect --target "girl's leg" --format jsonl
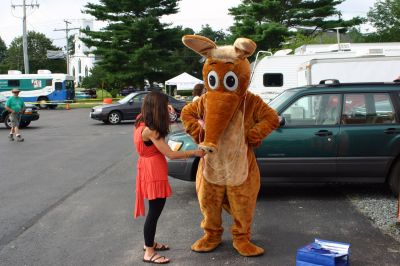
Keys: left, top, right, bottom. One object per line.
{"left": 144, "top": 198, "right": 166, "bottom": 247}
{"left": 143, "top": 198, "right": 169, "bottom": 263}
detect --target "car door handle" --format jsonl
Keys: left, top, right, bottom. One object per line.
{"left": 314, "top": 130, "right": 333, "bottom": 136}
{"left": 384, "top": 128, "right": 400, "bottom": 134}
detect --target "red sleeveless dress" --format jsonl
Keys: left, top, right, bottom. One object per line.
{"left": 133, "top": 123, "right": 172, "bottom": 218}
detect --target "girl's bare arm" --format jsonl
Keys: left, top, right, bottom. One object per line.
{"left": 143, "top": 127, "right": 204, "bottom": 159}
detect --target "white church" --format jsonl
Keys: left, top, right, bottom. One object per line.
{"left": 69, "top": 19, "right": 96, "bottom": 86}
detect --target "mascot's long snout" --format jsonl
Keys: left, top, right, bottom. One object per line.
{"left": 199, "top": 92, "right": 241, "bottom": 153}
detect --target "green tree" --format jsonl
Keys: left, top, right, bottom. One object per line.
{"left": 162, "top": 26, "right": 204, "bottom": 79}
{"left": 281, "top": 27, "right": 369, "bottom": 52}
{"left": 4, "top": 31, "right": 66, "bottom": 74}
{"left": 229, "top": 0, "right": 363, "bottom": 52}
{"left": 347, "top": 27, "right": 368, "bottom": 43}
{"left": 197, "top": 24, "right": 228, "bottom": 44}
{"left": 82, "top": 0, "right": 189, "bottom": 89}
{"left": 0, "top": 36, "right": 7, "bottom": 73}
{"left": 0, "top": 37, "right": 6, "bottom": 63}
{"left": 367, "top": 0, "right": 400, "bottom": 41}
{"left": 81, "top": 65, "right": 115, "bottom": 96}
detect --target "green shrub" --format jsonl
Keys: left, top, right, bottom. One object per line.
{"left": 96, "top": 89, "right": 112, "bottom": 99}
{"left": 110, "top": 88, "right": 120, "bottom": 98}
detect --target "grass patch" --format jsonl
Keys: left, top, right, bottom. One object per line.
{"left": 57, "top": 102, "right": 102, "bottom": 109}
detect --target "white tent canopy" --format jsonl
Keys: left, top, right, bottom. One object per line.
{"left": 165, "top": 72, "right": 203, "bottom": 91}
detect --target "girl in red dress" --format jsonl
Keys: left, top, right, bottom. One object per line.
{"left": 134, "top": 91, "right": 203, "bottom": 264}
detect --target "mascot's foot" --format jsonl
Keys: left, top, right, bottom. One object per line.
{"left": 233, "top": 240, "right": 264, "bottom": 257}
{"left": 191, "top": 235, "right": 221, "bottom": 253}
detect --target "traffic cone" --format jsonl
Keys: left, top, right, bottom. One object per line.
{"left": 65, "top": 103, "right": 70, "bottom": 110}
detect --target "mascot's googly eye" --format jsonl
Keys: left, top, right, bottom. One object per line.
{"left": 223, "top": 71, "right": 238, "bottom": 91}
{"left": 207, "top": 71, "right": 219, "bottom": 90}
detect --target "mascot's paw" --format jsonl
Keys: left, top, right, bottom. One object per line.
{"left": 233, "top": 240, "right": 264, "bottom": 257}
{"left": 191, "top": 235, "right": 221, "bottom": 253}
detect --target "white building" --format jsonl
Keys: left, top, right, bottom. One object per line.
{"left": 69, "top": 19, "right": 96, "bottom": 85}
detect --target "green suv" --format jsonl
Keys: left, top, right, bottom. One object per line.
{"left": 167, "top": 81, "right": 400, "bottom": 196}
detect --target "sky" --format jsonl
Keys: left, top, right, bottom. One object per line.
{"left": 0, "top": 0, "right": 378, "bottom": 48}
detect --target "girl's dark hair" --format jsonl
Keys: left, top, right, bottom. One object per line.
{"left": 135, "top": 91, "right": 169, "bottom": 139}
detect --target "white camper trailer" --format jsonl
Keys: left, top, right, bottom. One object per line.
{"left": 297, "top": 56, "right": 400, "bottom": 86}
{"left": 249, "top": 42, "right": 400, "bottom": 101}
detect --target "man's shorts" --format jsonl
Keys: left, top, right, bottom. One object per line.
{"left": 9, "top": 113, "right": 21, "bottom": 127}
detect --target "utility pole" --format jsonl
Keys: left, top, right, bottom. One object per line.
{"left": 54, "top": 20, "right": 79, "bottom": 75}
{"left": 11, "top": 0, "right": 39, "bottom": 74}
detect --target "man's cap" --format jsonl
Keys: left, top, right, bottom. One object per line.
{"left": 11, "top": 88, "right": 21, "bottom": 93}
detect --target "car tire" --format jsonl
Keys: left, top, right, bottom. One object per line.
{"left": 20, "top": 121, "right": 31, "bottom": 128}
{"left": 4, "top": 113, "right": 12, "bottom": 129}
{"left": 388, "top": 159, "right": 400, "bottom": 197}
{"left": 37, "top": 97, "right": 49, "bottom": 109}
{"left": 108, "top": 111, "right": 122, "bottom": 125}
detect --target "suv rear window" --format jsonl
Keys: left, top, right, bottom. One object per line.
{"left": 342, "top": 93, "right": 396, "bottom": 124}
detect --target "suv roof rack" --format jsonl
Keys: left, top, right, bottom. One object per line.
{"left": 319, "top": 79, "right": 340, "bottom": 85}
{"left": 312, "top": 81, "right": 400, "bottom": 88}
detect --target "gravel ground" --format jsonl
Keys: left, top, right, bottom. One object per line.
{"left": 342, "top": 184, "right": 400, "bottom": 243}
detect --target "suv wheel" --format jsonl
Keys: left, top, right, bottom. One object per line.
{"left": 388, "top": 159, "right": 400, "bottom": 197}
{"left": 108, "top": 111, "right": 121, "bottom": 124}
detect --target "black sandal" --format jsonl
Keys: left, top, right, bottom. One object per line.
{"left": 143, "top": 253, "right": 170, "bottom": 264}
{"left": 143, "top": 242, "right": 170, "bottom": 251}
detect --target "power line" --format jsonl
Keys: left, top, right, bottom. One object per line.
{"left": 11, "top": 0, "right": 39, "bottom": 74}
{"left": 54, "top": 20, "right": 79, "bottom": 75}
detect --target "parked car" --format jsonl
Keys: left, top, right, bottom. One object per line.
{"left": 167, "top": 81, "right": 400, "bottom": 196}
{"left": 75, "top": 91, "right": 92, "bottom": 99}
{"left": 120, "top": 87, "right": 138, "bottom": 96}
{"left": 82, "top": 88, "right": 97, "bottom": 98}
{"left": 90, "top": 91, "right": 187, "bottom": 125}
{"left": 0, "top": 94, "right": 40, "bottom": 128}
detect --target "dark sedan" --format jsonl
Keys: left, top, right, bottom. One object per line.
{"left": 0, "top": 95, "right": 40, "bottom": 128}
{"left": 90, "top": 91, "right": 186, "bottom": 124}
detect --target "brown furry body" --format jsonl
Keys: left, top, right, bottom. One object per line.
{"left": 181, "top": 35, "right": 279, "bottom": 256}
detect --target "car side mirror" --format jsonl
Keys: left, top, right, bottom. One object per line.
{"left": 128, "top": 100, "right": 134, "bottom": 104}
{"left": 279, "top": 116, "right": 286, "bottom": 127}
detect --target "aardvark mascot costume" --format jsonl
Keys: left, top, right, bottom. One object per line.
{"left": 181, "top": 35, "right": 279, "bottom": 256}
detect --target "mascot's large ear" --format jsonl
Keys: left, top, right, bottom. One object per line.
{"left": 182, "top": 35, "right": 216, "bottom": 58}
{"left": 234, "top": 38, "right": 257, "bottom": 59}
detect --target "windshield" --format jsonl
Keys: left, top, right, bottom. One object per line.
{"left": 118, "top": 93, "right": 136, "bottom": 104}
{"left": 268, "top": 90, "right": 297, "bottom": 111}
{"left": 65, "top": 80, "right": 74, "bottom": 91}
{"left": 0, "top": 94, "right": 7, "bottom": 102}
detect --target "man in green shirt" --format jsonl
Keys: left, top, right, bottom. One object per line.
{"left": 5, "top": 88, "right": 26, "bottom": 142}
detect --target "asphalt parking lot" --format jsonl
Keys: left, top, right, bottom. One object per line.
{"left": 0, "top": 109, "right": 399, "bottom": 266}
